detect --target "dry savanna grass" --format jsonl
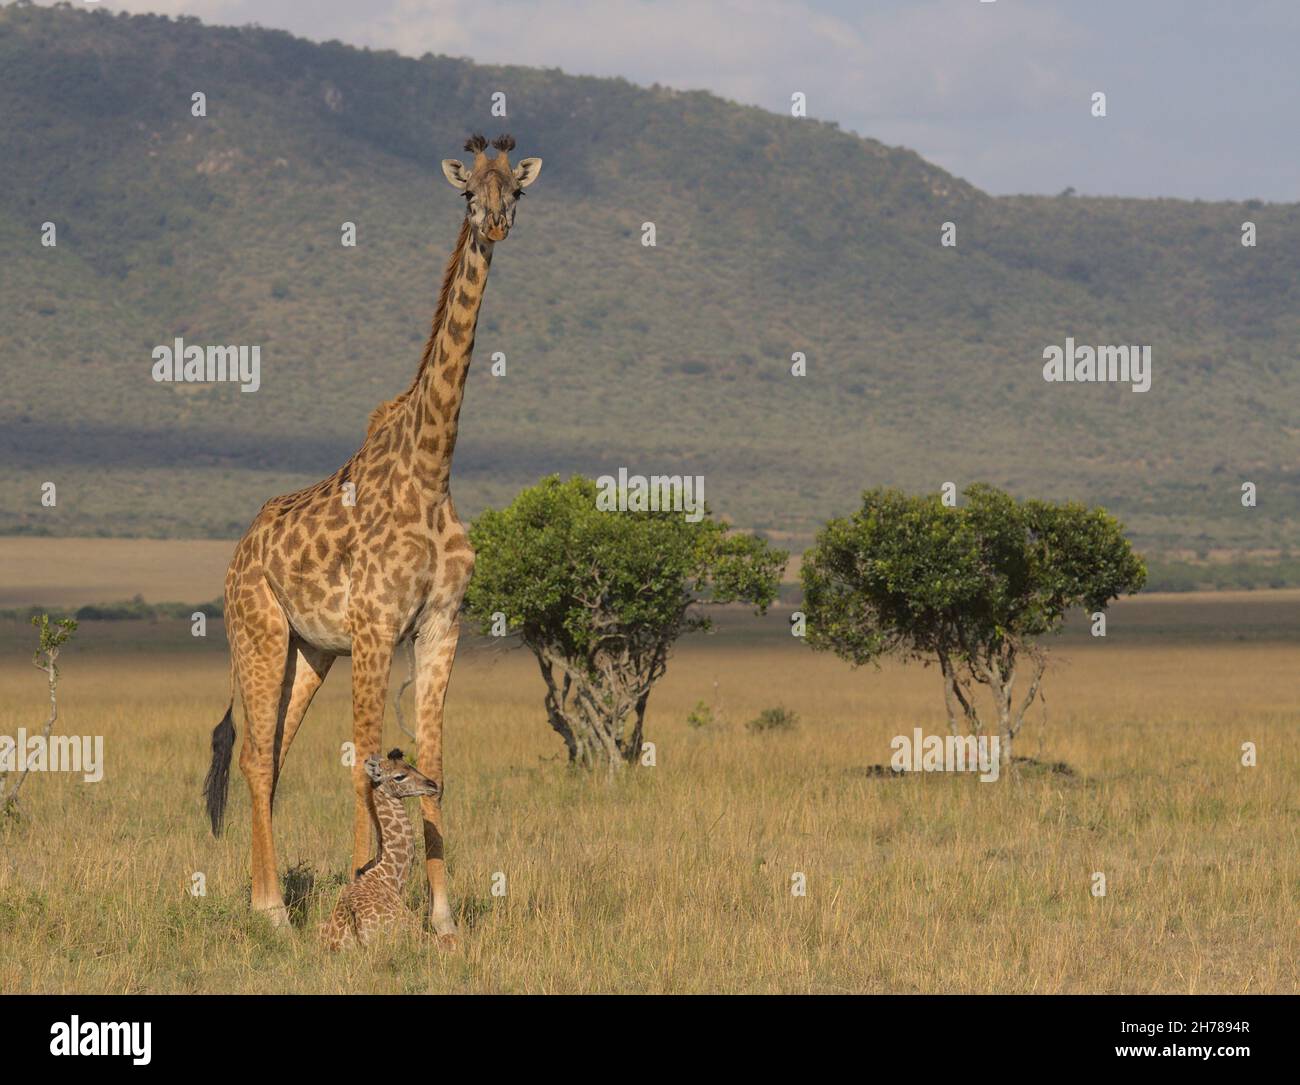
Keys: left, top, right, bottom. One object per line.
{"left": 0, "top": 537, "right": 234, "bottom": 608}
{"left": 0, "top": 595, "right": 1296, "bottom": 994}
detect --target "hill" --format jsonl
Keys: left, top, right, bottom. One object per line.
{"left": 1, "top": 1, "right": 1297, "bottom": 560}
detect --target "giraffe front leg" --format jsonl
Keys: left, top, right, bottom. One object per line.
{"left": 415, "top": 615, "right": 461, "bottom": 945}
{"left": 349, "top": 634, "right": 396, "bottom": 875}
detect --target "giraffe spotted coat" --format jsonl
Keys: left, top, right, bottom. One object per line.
{"left": 322, "top": 750, "right": 439, "bottom": 950}
{"left": 204, "top": 134, "right": 543, "bottom": 943}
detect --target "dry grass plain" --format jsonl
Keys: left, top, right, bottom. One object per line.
{"left": 0, "top": 537, "right": 233, "bottom": 608}
{"left": 0, "top": 591, "right": 1296, "bottom": 994}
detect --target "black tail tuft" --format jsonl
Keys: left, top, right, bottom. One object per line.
{"left": 204, "top": 706, "right": 236, "bottom": 836}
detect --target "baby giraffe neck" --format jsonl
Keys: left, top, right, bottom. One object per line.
{"left": 370, "top": 789, "right": 414, "bottom": 886}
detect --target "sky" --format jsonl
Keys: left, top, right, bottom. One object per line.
{"left": 58, "top": 0, "right": 1300, "bottom": 202}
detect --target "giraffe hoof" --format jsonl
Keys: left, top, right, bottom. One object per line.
{"left": 256, "top": 904, "right": 292, "bottom": 929}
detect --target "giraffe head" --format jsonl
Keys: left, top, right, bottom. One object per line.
{"left": 363, "top": 749, "right": 441, "bottom": 799}
{"left": 441, "top": 133, "right": 542, "bottom": 242}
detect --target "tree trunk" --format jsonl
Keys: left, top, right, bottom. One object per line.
{"left": 939, "top": 650, "right": 985, "bottom": 737}
{"left": 534, "top": 650, "right": 641, "bottom": 776}
{"left": 938, "top": 654, "right": 961, "bottom": 737}
{"left": 1004, "top": 648, "right": 1047, "bottom": 770}
{"left": 1, "top": 651, "right": 60, "bottom": 814}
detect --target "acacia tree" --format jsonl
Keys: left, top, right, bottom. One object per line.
{"left": 465, "top": 476, "right": 786, "bottom": 775}
{"left": 800, "top": 485, "right": 1145, "bottom": 767}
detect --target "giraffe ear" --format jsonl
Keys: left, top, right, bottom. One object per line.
{"left": 513, "top": 157, "right": 542, "bottom": 188}
{"left": 363, "top": 755, "right": 383, "bottom": 783}
{"left": 441, "top": 159, "right": 471, "bottom": 189}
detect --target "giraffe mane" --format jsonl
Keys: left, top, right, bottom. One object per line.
{"left": 363, "top": 207, "right": 473, "bottom": 441}
{"left": 366, "top": 398, "right": 401, "bottom": 437}
{"left": 408, "top": 215, "right": 473, "bottom": 394}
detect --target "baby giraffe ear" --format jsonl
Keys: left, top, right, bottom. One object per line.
{"left": 363, "top": 755, "right": 383, "bottom": 783}
{"left": 513, "top": 157, "right": 542, "bottom": 188}
{"left": 441, "top": 159, "right": 471, "bottom": 189}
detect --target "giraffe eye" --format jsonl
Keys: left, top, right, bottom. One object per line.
{"left": 393, "top": 773, "right": 407, "bottom": 782}
{"left": 513, "top": 189, "right": 525, "bottom": 199}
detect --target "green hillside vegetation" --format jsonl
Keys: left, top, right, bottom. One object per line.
{"left": 1, "top": 2, "right": 1297, "bottom": 565}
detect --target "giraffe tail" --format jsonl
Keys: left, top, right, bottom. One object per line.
{"left": 204, "top": 682, "right": 237, "bottom": 837}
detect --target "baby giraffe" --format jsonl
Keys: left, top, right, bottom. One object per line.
{"left": 322, "top": 749, "right": 440, "bottom": 951}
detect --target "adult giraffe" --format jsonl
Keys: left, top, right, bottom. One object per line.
{"left": 204, "top": 134, "right": 542, "bottom": 940}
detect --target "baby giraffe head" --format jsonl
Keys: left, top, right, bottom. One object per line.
{"left": 363, "top": 749, "right": 441, "bottom": 800}
{"left": 441, "top": 133, "right": 542, "bottom": 242}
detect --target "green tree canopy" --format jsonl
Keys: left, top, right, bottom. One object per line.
{"left": 465, "top": 475, "right": 786, "bottom": 773}
{"left": 800, "top": 484, "right": 1146, "bottom": 765}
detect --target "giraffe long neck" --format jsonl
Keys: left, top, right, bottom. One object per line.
{"left": 370, "top": 790, "right": 415, "bottom": 888}
{"left": 406, "top": 217, "right": 494, "bottom": 494}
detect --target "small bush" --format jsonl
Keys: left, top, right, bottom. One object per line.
{"left": 746, "top": 706, "right": 798, "bottom": 734}
{"left": 686, "top": 700, "right": 714, "bottom": 729}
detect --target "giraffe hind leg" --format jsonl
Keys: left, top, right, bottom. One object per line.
{"left": 322, "top": 890, "right": 357, "bottom": 951}
{"left": 273, "top": 637, "right": 335, "bottom": 787}
{"left": 229, "top": 575, "right": 293, "bottom": 925}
